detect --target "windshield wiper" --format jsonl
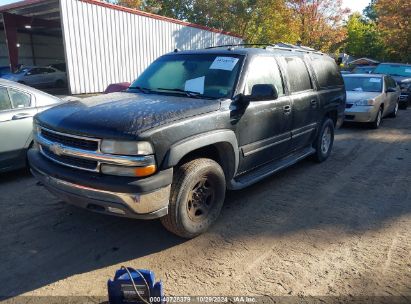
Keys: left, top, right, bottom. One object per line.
{"left": 128, "top": 86, "right": 153, "bottom": 94}
{"left": 155, "top": 88, "right": 214, "bottom": 99}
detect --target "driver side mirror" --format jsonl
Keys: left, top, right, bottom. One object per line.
{"left": 241, "top": 84, "right": 278, "bottom": 103}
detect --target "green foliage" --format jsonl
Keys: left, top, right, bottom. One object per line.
{"left": 345, "top": 13, "right": 384, "bottom": 59}
{"left": 363, "top": 0, "right": 377, "bottom": 21}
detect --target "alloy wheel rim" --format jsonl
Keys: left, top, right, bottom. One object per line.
{"left": 186, "top": 176, "right": 215, "bottom": 222}
{"left": 321, "top": 126, "right": 331, "bottom": 154}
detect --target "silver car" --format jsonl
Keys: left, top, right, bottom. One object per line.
{"left": 0, "top": 79, "right": 62, "bottom": 173}
{"left": 343, "top": 74, "right": 401, "bottom": 128}
{"left": 1, "top": 66, "right": 67, "bottom": 88}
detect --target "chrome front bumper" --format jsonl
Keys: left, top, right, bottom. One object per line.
{"left": 31, "top": 167, "right": 170, "bottom": 219}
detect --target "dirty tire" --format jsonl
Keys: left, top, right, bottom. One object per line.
{"left": 389, "top": 102, "right": 399, "bottom": 118}
{"left": 312, "top": 118, "right": 334, "bottom": 163}
{"left": 161, "top": 158, "right": 226, "bottom": 239}
{"left": 370, "top": 107, "right": 383, "bottom": 129}
{"left": 55, "top": 79, "right": 65, "bottom": 88}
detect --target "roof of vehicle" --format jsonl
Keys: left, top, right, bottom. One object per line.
{"left": 354, "top": 65, "right": 375, "bottom": 68}
{"left": 167, "top": 44, "right": 328, "bottom": 58}
{"left": 343, "top": 73, "right": 384, "bottom": 78}
{"left": 377, "top": 62, "right": 411, "bottom": 66}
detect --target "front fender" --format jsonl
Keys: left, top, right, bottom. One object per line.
{"left": 162, "top": 130, "right": 239, "bottom": 178}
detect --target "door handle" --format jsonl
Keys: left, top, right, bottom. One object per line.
{"left": 12, "top": 113, "right": 31, "bottom": 120}
{"left": 310, "top": 100, "right": 318, "bottom": 108}
{"left": 283, "top": 105, "right": 291, "bottom": 114}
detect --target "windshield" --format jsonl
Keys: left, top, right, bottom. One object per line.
{"left": 374, "top": 64, "right": 411, "bottom": 77}
{"left": 343, "top": 76, "right": 382, "bottom": 92}
{"left": 129, "top": 54, "right": 243, "bottom": 99}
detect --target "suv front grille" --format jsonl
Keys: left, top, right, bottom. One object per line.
{"left": 41, "top": 128, "right": 98, "bottom": 151}
{"left": 42, "top": 146, "right": 98, "bottom": 171}
{"left": 38, "top": 126, "right": 100, "bottom": 172}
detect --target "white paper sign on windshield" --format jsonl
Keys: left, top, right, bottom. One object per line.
{"left": 210, "top": 57, "right": 239, "bottom": 71}
{"left": 369, "top": 78, "right": 381, "bottom": 83}
{"left": 184, "top": 76, "right": 205, "bottom": 94}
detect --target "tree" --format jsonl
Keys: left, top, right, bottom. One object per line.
{"left": 345, "top": 13, "right": 383, "bottom": 59}
{"left": 286, "top": 0, "right": 350, "bottom": 52}
{"left": 375, "top": 0, "right": 411, "bottom": 62}
{"left": 108, "top": 0, "right": 351, "bottom": 52}
{"left": 363, "top": 0, "right": 377, "bottom": 21}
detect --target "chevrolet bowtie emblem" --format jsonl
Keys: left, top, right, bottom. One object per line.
{"left": 49, "top": 143, "right": 63, "bottom": 156}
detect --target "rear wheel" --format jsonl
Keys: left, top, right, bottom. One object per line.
{"left": 389, "top": 101, "right": 399, "bottom": 118}
{"left": 161, "top": 158, "right": 226, "bottom": 238}
{"left": 312, "top": 118, "right": 334, "bottom": 163}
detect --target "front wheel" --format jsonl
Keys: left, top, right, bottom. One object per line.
{"left": 161, "top": 158, "right": 226, "bottom": 238}
{"left": 55, "top": 79, "right": 65, "bottom": 88}
{"left": 312, "top": 118, "right": 334, "bottom": 163}
{"left": 370, "top": 107, "right": 383, "bottom": 129}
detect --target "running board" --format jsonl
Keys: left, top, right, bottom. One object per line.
{"left": 229, "top": 146, "right": 315, "bottom": 190}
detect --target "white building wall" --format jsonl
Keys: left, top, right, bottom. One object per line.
{"left": 60, "top": 0, "right": 242, "bottom": 94}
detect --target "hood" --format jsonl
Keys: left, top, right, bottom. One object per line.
{"left": 346, "top": 91, "right": 381, "bottom": 103}
{"left": 36, "top": 92, "right": 220, "bottom": 139}
{"left": 391, "top": 75, "right": 411, "bottom": 84}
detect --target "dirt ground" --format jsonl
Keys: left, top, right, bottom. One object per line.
{"left": 1, "top": 109, "right": 411, "bottom": 303}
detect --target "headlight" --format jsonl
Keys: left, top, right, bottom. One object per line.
{"left": 355, "top": 99, "right": 375, "bottom": 106}
{"left": 100, "top": 140, "right": 154, "bottom": 155}
{"left": 101, "top": 164, "right": 156, "bottom": 177}
{"left": 33, "top": 121, "right": 40, "bottom": 136}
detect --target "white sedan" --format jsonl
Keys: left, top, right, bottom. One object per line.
{"left": 0, "top": 79, "right": 63, "bottom": 173}
{"left": 2, "top": 66, "right": 67, "bottom": 88}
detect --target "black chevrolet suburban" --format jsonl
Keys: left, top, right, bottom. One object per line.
{"left": 29, "top": 44, "right": 346, "bottom": 238}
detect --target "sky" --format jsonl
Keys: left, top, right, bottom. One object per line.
{"left": 0, "top": 0, "right": 20, "bottom": 5}
{"left": 342, "top": 0, "right": 370, "bottom": 13}
{"left": 1, "top": 0, "right": 370, "bottom": 13}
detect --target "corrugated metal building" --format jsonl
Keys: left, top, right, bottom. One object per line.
{"left": 0, "top": 0, "right": 242, "bottom": 94}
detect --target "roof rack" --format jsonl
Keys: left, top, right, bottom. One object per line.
{"left": 205, "top": 43, "right": 275, "bottom": 49}
{"left": 205, "top": 42, "right": 324, "bottom": 55}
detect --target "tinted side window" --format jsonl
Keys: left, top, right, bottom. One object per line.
{"left": 310, "top": 56, "right": 344, "bottom": 88}
{"left": 27, "top": 68, "right": 40, "bottom": 76}
{"left": 245, "top": 56, "right": 284, "bottom": 96}
{"left": 0, "top": 87, "right": 12, "bottom": 111}
{"left": 8, "top": 89, "right": 31, "bottom": 108}
{"left": 284, "top": 57, "right": 312, "bottom": 93}
{"left": 38, "top": 68, "right": 50, "bottom": 74}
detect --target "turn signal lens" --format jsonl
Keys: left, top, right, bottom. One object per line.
{"left": 101, "top": 164, "right": 156, "bottom": 177}
{"left": 133, "top": 165, "right": 157, "bottom": 177}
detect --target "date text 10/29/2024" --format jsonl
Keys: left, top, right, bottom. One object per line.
{"left": 149, "top": 296, "right": 257, "bottom": 303}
